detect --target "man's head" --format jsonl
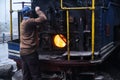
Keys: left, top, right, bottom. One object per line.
{"left": 22, "top": 6, "right": 33, "bottom": 18}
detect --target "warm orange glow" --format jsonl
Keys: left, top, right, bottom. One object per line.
{"left": 54, "top": 34, "right": 66, "bottom": 48}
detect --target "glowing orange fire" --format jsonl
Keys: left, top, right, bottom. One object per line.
{"left": 54, "top": 34, "right": 66, "bottom": 48}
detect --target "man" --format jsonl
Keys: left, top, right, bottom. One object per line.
{"left": 20, "top": 6, "right": 47, "bottom": 80}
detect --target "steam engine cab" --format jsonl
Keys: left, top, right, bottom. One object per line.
{"left": 8, "top": 0, "right": 120, "bottom": 80}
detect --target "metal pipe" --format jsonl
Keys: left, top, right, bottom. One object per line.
{"left": 18, "top": 12, "right": 22, "bottom": 40}
{"left": 61, "top": 7, "right": 92, "bottom": 10}
{"left": 60, "top": 0, "right": 92, "bottom": 10}
{"left": 60, "top": 0, "right": 70, "bottom": 61}
{"left": 60, "top": 0, "right": 96, "bottom": 60}
{"left": 66, "top": 10, "right": 70, "bottom": 61}
{"left": 10, "top": 0, "right": 13, "bottom": 40}
{"left": 60, "top": 0, "right": 63, "bottom": 9}
{"left": 102, "top": 2, "right": 120, "bottom": 9}
{"left": 91, "top": 0, "right": 95, "bottom": 60}
{"left": 2, "top": 33, "right": 5, "bottom": 43}
{"left": 12, "top": 10, "right": 20, "bottom": 12}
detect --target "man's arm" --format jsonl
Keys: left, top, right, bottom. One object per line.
{"left": 34, "top": 6, "right": 47, "bottom": 22}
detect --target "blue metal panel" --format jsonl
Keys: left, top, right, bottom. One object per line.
{"left": 8, "top": 55, "right": 21, "bottom": 60}
{"left": 102, "top": 8, "right": 107, "bottom": 46}
{"left": 106, "top": 5, "right": 114, "bottom": 42}
{"left": 99, "top": 1, "right": 120, "bottom": 47}
{"left": 8, "top": 41, "right": 20, "bottom": 51}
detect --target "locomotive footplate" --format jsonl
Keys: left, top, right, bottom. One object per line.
{"left": 38, "top": 45, "right": 118, "bottom": 72}
{"left": 38, "top": 54, "right": 115, "bottom": 80}
{"left": 39, "top": 53, "right": 99, "bottom": 72}
{"left": 39, "top": 59, "right": 107, "bottom": 80}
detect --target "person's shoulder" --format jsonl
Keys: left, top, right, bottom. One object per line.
{"left": 26, "top": 18, "right": 35, "bottom": 22}
{"left": 21, "top": 20, "right": 25, "bottom": 25}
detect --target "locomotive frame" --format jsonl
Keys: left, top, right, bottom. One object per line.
{"left": 8, "top": 0, "right": 120, "bottom": 80}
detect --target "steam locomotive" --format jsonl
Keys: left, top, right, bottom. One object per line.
{"left": 8, "top": 0, "right": 120, "bottom": 80}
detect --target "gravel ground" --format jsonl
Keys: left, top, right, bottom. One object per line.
{"left": 12, "top": 70, "right": 23, "bottom": 80}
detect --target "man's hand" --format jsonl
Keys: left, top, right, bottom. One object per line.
{"left": 35, "top": 6, "right": 40, "bottom": 12}
{"left": 35, "top": 6, "right": 41, "bottom": 15}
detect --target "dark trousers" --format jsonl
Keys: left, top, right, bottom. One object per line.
{"left": 21, "top": 52, "right": 41, "bottom": 80}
